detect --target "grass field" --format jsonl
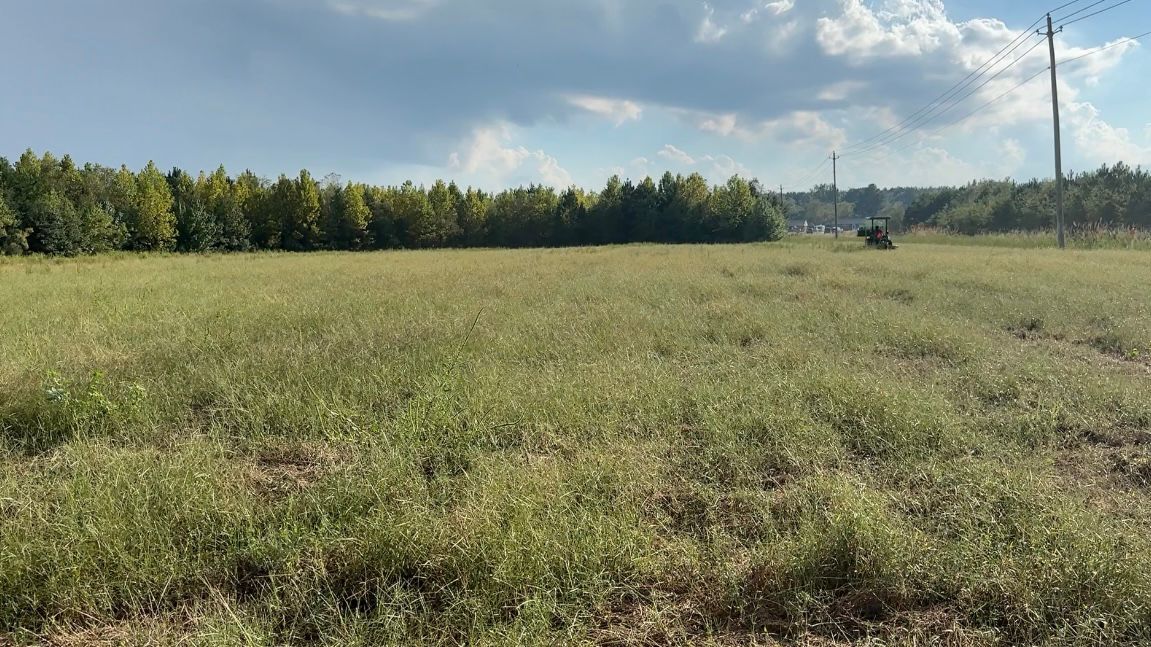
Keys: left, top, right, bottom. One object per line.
{"left": 2, "top": 239, "right": 1151, "bottom": 645}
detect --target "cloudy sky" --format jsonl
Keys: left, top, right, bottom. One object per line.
{"left": 2, "top": 0, "right": 1148, "bottom": 190}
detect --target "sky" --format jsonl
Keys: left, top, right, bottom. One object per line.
{"left": 2, "top": 0, "right": 1149, "bottom": 191}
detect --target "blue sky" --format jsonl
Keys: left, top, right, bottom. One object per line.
{"left": 2, "top": 0, "right": 1148, "bottom": 191}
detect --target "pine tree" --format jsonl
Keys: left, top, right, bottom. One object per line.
{"left": 413, "top": 179, "right": 460, "bottom": 247}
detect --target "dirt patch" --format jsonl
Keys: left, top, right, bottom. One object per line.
{"left": 247, "top": 441, "right": 349, "bottom": 500}
{"left": 883, "top": 288, "right": 915, "bottom": 305}
{"left": 28, "top": 612, "right": 203, "bottom": 647}
{"left": 1061, "top": 428, "right": 1151, "bottom": 488}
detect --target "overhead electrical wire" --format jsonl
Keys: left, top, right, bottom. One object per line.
{"left": 845, "top": 36, "right": 1049, "bottom": 157}
{"left": 836, "top": 0, "right": 1129, "bottom": 158}
{"left": 789, "top": 0, "right": 1135, "bottom": 186}
{"left": 1058, "top": 0, "right": 1135, "bottom": 28}
{"left": 1049, "top": 0, "right": 1096, "bottom": 13}
{"left": 873, "top": 25, "right": 1150, "bottom": 157}
{"left": 886, "top": 66, "right": 1052, "bottom": 156}
{"left": 783, "top": 157, "right": 831, "bottom": 192}
{"left": 839, "top": 16, "right": 1047, "bottom": 154}
{"left": 1052, "top": 0, "right": 1117, "bottom": 23}
{"left": 1056, "top": 28, "right": 1151, "bottom": 64}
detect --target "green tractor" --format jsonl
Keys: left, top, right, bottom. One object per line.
{"left": 858, "top": 216, "right": 896, "bottom": 249}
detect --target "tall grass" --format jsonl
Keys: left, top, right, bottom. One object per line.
{"left": 902, "top": 225, "right": 1151, "bottom": 250}
{"left": 1, "top": 244, "right": 1150, "bottom": 644}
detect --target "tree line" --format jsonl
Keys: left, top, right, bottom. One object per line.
{"left": 902, "top": 163, "right": 1151, "bottom": 234}
{"left": 0, "top": 150, "right": 787, "bottom": 256}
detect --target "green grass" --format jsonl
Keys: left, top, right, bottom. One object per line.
{"left": 2, "top": 240, "right": 1151, "bottom": 645}
{"left": 896, "top": 227, "right": 1151, "bottom": 250}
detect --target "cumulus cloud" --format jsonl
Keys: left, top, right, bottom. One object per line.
{"left": 695, "top": 110, "right": 846, "bottom": 148}
{"left": 567, "top": 95, "right": 643, "bottom": 125}
{"left": 1, "top": 0, "right": 1144, "bottom": 186}
{"left": 816, "top": 0, "right": 961, "bottom": 59}
{"left": 448, "top": 124, "right": 572, "bottom": 187}
{"left": 658, "top": 144, "right": 696, "bottom": 165}
{"left": 702, "top": 154, "right": 753, "bottom": 179}
{"left": 1065, "top": 102, "right": 1151, "bottom": 166}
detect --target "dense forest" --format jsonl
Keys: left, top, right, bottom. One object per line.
{"left": 903, "top": 164, "right": 1151, "bottom": 234}
{"left": 789, "top": 164, "right": 1151, "bottom": 234}
{"left": 0, "top": 150, "right": 786, "bottom": 256}
{"left": 2, "top": 150, "right": 1148, "bottom": 256}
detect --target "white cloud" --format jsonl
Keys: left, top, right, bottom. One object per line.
{"left": 702, "top": 154, "right": 753, "bottom": 179}
{"left": 695, "top": 3, "right": 728, "bottom": 43}
{"left": 700, "top": 113, "right": 739, "bottom": 137}
{"left": 658, "top": 144, "right": 696, "bottom": 165}
{"left": 1065, "top": 102, "right": 1151, "bottom": 166}
{"left": 1057, "top": 38, "right": 1141, "bottom": 86}
{"left": 818, "top": 80, "right": 867, "bottom": 102}
{"left": 997, "top": 138, "right": 1026, "bottom": 175}
{"left": 741, "top": 0, "right": 795, "bottom": 23}
{"left": 695, "top": 110, "right": 846, "bottom": 148}
{"left": 448, "top": 123, "right": 572, "bottom": 187}
{"left": 815, "top": 0, "right": 961, "bottom": 59}
{"left": 567, "top": 95, "right": 643, "bottom": 126}
{"left": 328, "top": 0, "right": 436, "bottom": 21}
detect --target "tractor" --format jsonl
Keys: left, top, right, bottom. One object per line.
{"left": 859, "top": 216, "right": 896, "bottom": 249}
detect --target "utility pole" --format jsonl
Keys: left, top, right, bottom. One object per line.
{"left": 779, "top": 184, "right": 785, "bottom": 216}
{"left": 1041, "top": 14, "right": 1066, "bottom": 249}
{"left": 831, "top": 151, "right": 840, "bottom": 239}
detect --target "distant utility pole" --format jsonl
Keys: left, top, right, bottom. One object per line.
{"left": 1041, "top": 14, "right": 1067, "bottom": 249}
{"left": 779, "top": 184, "right": 785, "bottom": 214}
{"left": 831, "top": 151, "right": 840, "bottom": 239}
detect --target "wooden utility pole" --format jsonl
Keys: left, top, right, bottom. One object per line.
{"left": 831, "top": 151, "right": 840, "bottom": 239}
{"left": 779, "top": 184, "right": 785, "bottom": 216}
{"left": 1041, "top": 14, "right": 1067, "bottom": 249}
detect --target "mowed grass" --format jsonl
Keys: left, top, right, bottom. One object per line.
{"left": 2, "top": 240, "right": 1151, "bottom": 645}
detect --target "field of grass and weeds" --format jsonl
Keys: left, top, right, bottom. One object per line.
{"left": 897, "top": 226, "right": 1151, "bottom": 250}
{"left": 2, "top": 240, "right": 1151, "bottom": 645}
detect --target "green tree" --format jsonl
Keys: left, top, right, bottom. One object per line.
{"left": 743, "top": 195, "right": 787, "bottom": 241}
{"left": 413, "top": 179, "right": 461, "bottom": 247}
{"left": 392, "top": 182, "right": 431, "bottom": 248}
{"left": 848, "top": 183, "right": 884, "bottom": 219}
{"left": 281, "top": 170, "right": 321, "bottom": 251}
{"left": 126, "top": 162, "right": 176, "bottom": 250}
{"left": 171, "top": 169, "right": 216, "bottom": 251}
{"left": 456, "top": 187, "right": 490, "bottom": 246}
{"left": 325, "top": 183, "right": 370, "bottom": 250}
{"left": 27, "top": 190, "right": 84, "bottom": 255}
{"left": 707, "top": 176, "right": 757, "bottom": 241}
{"left": 586, "top": 175, "right": 624, "bottom": 244}
{"left": 627, "top": 176, "right": 661, "bottom": 242}
{"left": 0, "top": 193, "right": 29, "bottom": 255}
{"left": 80, "top": 203, "right": 127, "bottom": 253}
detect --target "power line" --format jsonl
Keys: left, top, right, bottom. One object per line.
{"left": 1050, "top": 0, "right": 1096, "bottom": 13}
{"left": 839, "top": 15, "right": 1047, "bottom": 153}
{"left": 868, "top": 26, "right": 1149, "bottom": 157}
{"left": 844, "top": 34, "right": 1047, "bottom": 155}
{"left": 784, "top": 157, "right": 830, "bottom": 191}
{"left": 846, "top": 36, "right": 1048, "bottom": 156}
{"left": 886, "top": 66, "right": 1051, "bottom": 156}
{"left": 838, "top": 1, "right": 1111, "bottom": 156}
{"left": 1058, "top": 0, "right": 1135, "bottom": 28}
{"left": 1057, "top": 28, "right": 1151, "bottom": 64}
{"left": 1053, "top": 0, "right": 1114, "bottom": 22}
